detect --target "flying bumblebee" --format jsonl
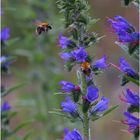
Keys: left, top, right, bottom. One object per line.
{"left": 35, "top": 22, "right": 52, "bottom": 35}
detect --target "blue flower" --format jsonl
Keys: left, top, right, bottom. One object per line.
{"left": 108, "top": 16, "right": 139, "bottom": 45}
{"left": 121, "top": 89, "right": 139, "bottom": 107}
{"left": 91, "top": 96, "right": 109, "bottom": 113}
{"left": 72, "top": 47, "right": 88, "bottom": 63}
{"left": 86, "top": 85, "right": 99, "bottom": 103}
{"left": 59, "top": 34, "right": 76, "bottom": 49}
{"left": 119, "top": 57, "right": 137, "bottom": 77}
{"left": 59, "top": 81, "right": 76, "bottom": 92}
{"left": 0, "top": 56, "right": 13, "bottom": 72}
{"left": 64, "top": 128, "right": 83, "bottom": 140}
{"left": 123, "top": 112, "right": 139, "bottom": 133}
{"left": 61, "top": 97, "right": 78, "bottom": 116}
{"left": 1, "top": 27, "right": 10, "bottom": 41}
{"left": 60, "top": 52, "right": 75, "bottom": 62}
{"left": 1, "top": 101, "right": 11, "bottom": 111}
{"left": 93, "top": 55, "right": 108, "bottom": 69}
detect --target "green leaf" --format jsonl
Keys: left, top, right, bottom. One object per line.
{"left": 125, "top": 75, "right": 139, "bottom": 86}
{"left": 1, "top": 83, "right": 27, "bottom": 97}
{"left": 49, "top": 111, "right": 71, "bottom": 119}
{"left": 91, "top": 105, "right": 119, "bottom": 121}
{"left": 103, "top": 105, "right": 119, "bottom": 117}
{"left": 22, "top": 132, "right": 32, "bottom": 140}
{"left": 6, "top": 38, "right": 20, "bottom": 46}
{"left": 9, "top": 111, "right": 18, "bottom": 118}
{"left": 54, "top": 92, "right": 68, "bottom": 95}
{"left": 5, "top": 120, "right": 34, "bottom": 137}
{"left": 10, "top": 120, "right": 34, "bottom": 135}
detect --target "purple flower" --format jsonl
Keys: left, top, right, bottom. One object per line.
{"left": 59, "top": 34, "right": 76, "bottom": 49}
{"left": 108, "top": 16, "right": 139, "bottom": 45}
{"left": 59, "top": 81, "right": 76, "bottom": 92}
{"left": 64, "top": 128, "right": 83, "bottom": 140}
{"left": 91, "top": 96, "right": 109, "bottom": 113}
{"left": 61, "top": 97, "right": 78, "bottom": 116}
{"left": 108, "top": 16, "right": 134, "bottom": 34}
{"left": 120, "top": 89, "right": 139, "bottom": 107}
{"left": 118, "top": 30, "right": 134, "bottom": 42}
{"left": 1, "top": 101, "right": 11, "bottom": 111}
{"left": 86, "top": 86, "right": 99, "bottom": 103}
{"left": 72, "top": 47, "right": 88, "bottom": 63}
{"left": 1, "top": 27, "right": 10, "bottom": 41}
{"left": 119, "top": 57, "right": 137, "bottom": 77}
{"left": 93, "top": 55, "right": 108, "bottom": 69}
{"left": 123, "top": 112, "right": 139, "bottom": 133}
{"left": 130, "top": 32, "right": 139, "bottom": 46}
{"left": 60, "top": 52, "right": 75, "bottom": 62}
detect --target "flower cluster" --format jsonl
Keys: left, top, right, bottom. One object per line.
{"left": 59, "top": 34, "right": 108, "bottom": 73}
{"left": 108, "top": 15, "right": 139, "bottom": 139}
{"left": 120, "top": 89, "right": 139, "bottom": 107}
{"left": 59, "top": 81, "right": 110, "bottom": 115}
{"left": 108, "top": 16, "right": 139, "bottom": 55}
{"left": 123, "top": 112, "right": 139, "bottom": 133}
{"left": 120, "top": 88, "right": 139, "bottom": 135}
{"left": 63, "top": 128, "right": 83, "bottom": 140}
{"left": 1, "top": 27, "right": 14, "bottom": 72}
{"left": 1, "top": 25, "right": 11, "bottom": 139}
{"left": 111, "top": 57, "right": 139, "bottom": 86}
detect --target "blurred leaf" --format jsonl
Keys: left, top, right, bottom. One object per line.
{"left": 22, "top": 132, "right": 32, "bottom": 140}
{"left": 1, "top": 83, "right": 27, "bottom": 97}
{"left": 9, "top": 111, "right": 18, "bottom": 118}
{"left": 54, "top": 92, "right": 69, "bottom": 95}
{"left": 6, "top": 38, "right": 20, "bottom": 47}
{"left": 9, "top": 120, "right": 34, "bottom": 135}
{"left": 14, "top": 49, "right": 32, "bottom": 58}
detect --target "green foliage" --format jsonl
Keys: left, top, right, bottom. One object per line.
{"left": 1, "top": 83, "right": 26, "bottom": 97}
{"left": 91, "top": 105, "right": 119, "bottom": 121}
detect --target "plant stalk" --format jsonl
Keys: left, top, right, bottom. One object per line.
{"left": 83, "top": 112, "right": 91, "bottom": 140}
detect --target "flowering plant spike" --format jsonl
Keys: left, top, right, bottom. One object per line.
{"left": 50, "top": 0, "right": 119, "bottom": 139}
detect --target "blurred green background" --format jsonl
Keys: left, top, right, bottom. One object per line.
{"left": 1, "top": 0, "right": 139, "bottom": 140}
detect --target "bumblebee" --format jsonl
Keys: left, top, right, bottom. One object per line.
{"left": 35, "top": 22, "right": 52, "bottom": 35}
{"left": 81, "top": 62, "right": 91, "bottom": 76}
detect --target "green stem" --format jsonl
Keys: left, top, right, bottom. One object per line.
{"left": 83, "top": 112, "right": 90, "bottom": 140}
{"left": 79, "top": 70, "right": 87, "bottom": 95}
{"left": 80, "top": 70, "right": 91, "bottom": 140}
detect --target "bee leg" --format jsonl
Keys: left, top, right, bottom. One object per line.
{"left": 36, "top": 27, "right": 42, "bottom": 35}
{"left": 37, "top": 27, "right": 45, "bottom": 35}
